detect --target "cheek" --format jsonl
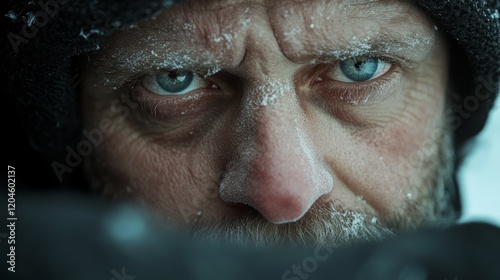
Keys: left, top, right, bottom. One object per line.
{"left": 356, "top": 116, "right": 438, "bottom": 211}
{"left": 95, "top": 126, "right": 224, "bottom": 223}
{"left": 318, "top": 86, "right": 446, "bottom": 216}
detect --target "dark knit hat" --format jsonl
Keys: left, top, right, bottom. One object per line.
{"left": 2, "top": 0, "right": 499, "bottom": 171}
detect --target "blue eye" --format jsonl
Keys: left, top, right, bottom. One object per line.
{"left": 156, "top": 71, "right": 194, "bottom": 93}
{"left": 143, "top": 71, "right": 209, "bottom": 96}
{"left": 332, "top": 57, "right": 392, "bottom": 83}
{"left": 339, "top": 57, "right": 379, "bottom": 82}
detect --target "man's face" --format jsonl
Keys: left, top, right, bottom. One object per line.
{"left": 81, "top": 0, "right": 455, "bottom": 246}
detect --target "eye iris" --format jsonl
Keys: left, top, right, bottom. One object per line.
{"left": 156, "top": 71, "right": 194, "bottom": 93}
{"left": 339, "top": 57, "right": 379, "bottom": 82}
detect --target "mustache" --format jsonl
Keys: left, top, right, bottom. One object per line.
{"left": 189, "top": 200, "right": 396, "bottom": 248}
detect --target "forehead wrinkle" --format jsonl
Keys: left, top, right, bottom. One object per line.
{"left": 93, "top": 2, "right": 259, "bottom": 77}
{"left": 153, "top": 1, "right": 266, "bottom": 66}
{"left": 347, "top": 0, "right": 433, "bottom": 27}
{"left": 270, "top": 0, "right": 436, "bottom": 63}
{"left": 92, "top": 0, "right": 436, "bottom": 79}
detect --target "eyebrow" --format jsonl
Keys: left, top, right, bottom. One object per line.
{"left": 308, "top": 32, "right": 435, "bottom": 63}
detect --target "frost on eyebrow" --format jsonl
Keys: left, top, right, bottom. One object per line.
{"left": 303, "top": 32, "right": 436, "bottom": 65}
{"left": 89, "top": 36, "right": 224, "bottom": 87}
{"left": 273, "top": 0, "right": 438, "bottom": 64}
{"left": 88, "top": 10, "right": 249, "bottom": 88}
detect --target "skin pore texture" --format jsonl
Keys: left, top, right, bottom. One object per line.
{"left": 80, "top": 0, "right": 456, "bottom": 247}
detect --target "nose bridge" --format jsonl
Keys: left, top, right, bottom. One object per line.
{"left": 219, "top": 79, "right": 333, "bottom": 224}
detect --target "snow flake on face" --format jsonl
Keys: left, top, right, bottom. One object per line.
{"left": 335, "top": 211, "right": 368, "bottom": 238}
{"left": 183, "top": 22, "right": 195, "bottom": 31}
{"left": 203, "top": 66, "right": 221, "bottom": 79}
{"left": 248, "top": 79, "right": 293, "bottom": 107}
{"left": 239, "top": 17, "right": 251, "bottom": 27}
{"left": 239, "top": 7, "right": 252, "bottom": 27}
{"left": 283, "top": 27, "right": 301, "bottom": 42}
{"left": 212, "top": 32, "right": 236, "bottom": 50}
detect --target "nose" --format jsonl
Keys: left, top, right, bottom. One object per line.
{"left": 219, "top": 81, "right": 333, "bottom": 224}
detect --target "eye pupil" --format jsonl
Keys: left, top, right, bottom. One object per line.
{"left": 340, "top": 57, "right": 379, "bottom": 82}
{"left": 156, "top": 71, "right": 194, "bottom": 93}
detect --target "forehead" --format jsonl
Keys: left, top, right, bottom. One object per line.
{"left": 151, "top": 0, "right": 431, "bottom": 37}
{"left": 177, "top": 0, "right": 425, "bottom": 22}
{"left": 98, "top": 0, "right": 435, "bottom": 76}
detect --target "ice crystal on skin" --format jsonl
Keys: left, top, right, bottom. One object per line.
{"left": 212, "top": 32, "right": 237, "bottom": 50}
{"left": 305, "top": 32, "right": 435, "bottom": 67}
{"left": 335, "top": 211, "right": 369, "bottom": 238}
{"left": 283, "top": 27, "right": 301, "bottom": 43}
{"left": 204, "top": 66, "right": 221, "bottom": 79}
{"left": 95, "top": 43, "right": 224, "bottom": 87}
{"left": 252, "top": 80, "right": 290, "bottom": 107}
{"left": 239, "top": 7, "right": 251, "bottom": 27}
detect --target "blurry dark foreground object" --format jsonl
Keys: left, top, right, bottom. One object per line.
{"left": 2, "top": 191, "right": 499, "bottom": 280}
